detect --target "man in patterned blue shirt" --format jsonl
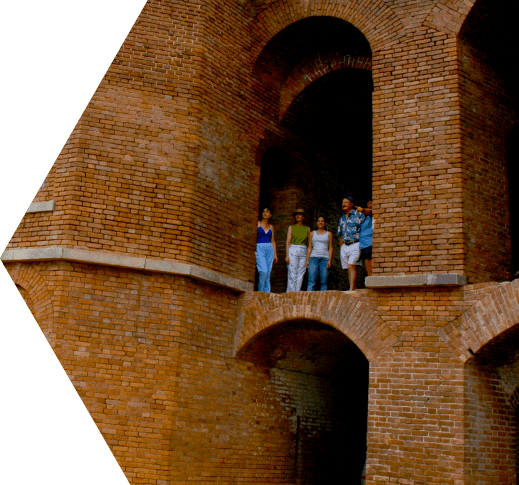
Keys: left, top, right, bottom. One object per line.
{"left": 337, "top": 196, "right": 365, "bottom": 291}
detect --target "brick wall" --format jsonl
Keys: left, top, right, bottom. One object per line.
{"left": 464, "top": 362, "right": 516, "bottom": 483}
{"left": 7, "top": 263, "right": 519, "bottom": 483}
{"left": 458, "top": 38, "right": 517, "bottom": 282}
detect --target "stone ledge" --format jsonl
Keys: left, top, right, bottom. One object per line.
{"left": 1, "top": 247, "right": 252, "bottom": 292}
{"left": 26, "top": 201, "right": 55, "bottom": 213}
{"left": 365, "top": 273, "right": 467, "bottom": 288}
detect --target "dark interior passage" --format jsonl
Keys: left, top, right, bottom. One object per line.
{"left": 508, "top": 128, "right": 519, "bottom": 277}
{"left": 238, "top": 320, "right": 369, "bottom": 483}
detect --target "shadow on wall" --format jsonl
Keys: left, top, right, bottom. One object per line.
{"left": 464, "top": 322, "right": 519, "bottom": 483}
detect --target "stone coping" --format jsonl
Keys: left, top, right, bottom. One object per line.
{"left": 365, "top": 273, "right": 467, "bottom": 288}
{"left": 26, "top": 201, "right": 55, "bottom": 213}
{"left": 2, "top": 247, "right": 466, "bottom": 291}
{"left": 1, "top": 247, "right": 253, "bottom": 292}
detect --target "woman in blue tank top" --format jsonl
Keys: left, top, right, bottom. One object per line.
{"left": 256, "top": 206, "right": 278, "bottom": 292}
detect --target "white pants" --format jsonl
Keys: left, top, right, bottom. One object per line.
{"left": 340, "top": 242, "right": 360, "bottom": 268}
{"left": 287, "top": 245, "right": 307, "bottom": 292}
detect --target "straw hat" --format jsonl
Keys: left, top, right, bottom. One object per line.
{"left": 292, "top": 208, "right": 305, "bottom": 217}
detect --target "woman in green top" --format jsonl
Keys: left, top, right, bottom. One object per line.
{"left": 285, "top": 208, "right": 310, "bottom": 292}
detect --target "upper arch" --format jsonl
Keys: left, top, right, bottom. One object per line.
{"left": 438, "top": 280, "right": 519, "bottom": 362}
{"left": 234, "top": 291, "right": 399, "bottom": 361}
{"left": 250, "top": 0, "right": 405, "bottom": 62}
{"left": 279, "top": 53, "right": 372, "bottom": 120}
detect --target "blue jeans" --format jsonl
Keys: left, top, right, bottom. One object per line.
{"left": 307, "top": 257, "right": 329, "bottom": 291}
{"left": 256, "top": 243, "right": 274, "bottom": 292}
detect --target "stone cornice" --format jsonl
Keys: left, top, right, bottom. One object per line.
{"left": 26, "top": 200, "right": 55, "bottom": 213}
{"left": 1, "top": 247, "right": 253, "bottom": 293}
{"left": 366, "top": 273, "right": 467, "bottom": 288}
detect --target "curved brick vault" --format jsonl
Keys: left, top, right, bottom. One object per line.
{"left": 234, "top": 291, "right": 399, "bottom": 362}
{"left": 423, "top": 0, "right": 476, "bottom": 36}
{"left": 439, "top": 280, "right": 519, "bottom": 362}
{"left": 251, "top": 0, "right": 405, "bottom": 62}
{"left": 7, "top": 263, "right": 55, "bottom": 340}
{"left": 279, "top": 54, "right": 372, "bottom": 120}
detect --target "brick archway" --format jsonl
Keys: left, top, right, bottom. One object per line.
{"left": 251, "top": 0, "right": 404, "bottom": 62}
{"left": 6, "top": 263, "right": 55, "bottom": 341}
{"left": 439, "top": 280, "right": 519, "bottom": 362}
{"left": 234, "top": 291, "right": 398, "bottom": 361}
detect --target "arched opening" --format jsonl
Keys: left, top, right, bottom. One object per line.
{"left": 254, "top": 17, "right": 373, "bottom": 292}
{"left": 464, "top": 322, "right": 519, "bottom": 483}
{"left": 237, "top": 319, "right": 369, "bottom": 483}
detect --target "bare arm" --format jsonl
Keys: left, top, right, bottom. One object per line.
{"left": 327, "top": 231, "right": 333, "bottom": 268}
{"left": 306, "top": 231, "right": 314, "bottom": 267}
{"left": 271, "top": 225, "right": 278, "bottom": 264}
{"left": 285, "top": 226, "right": 292, "bottom": 264}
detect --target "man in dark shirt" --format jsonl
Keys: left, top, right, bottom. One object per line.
{"left": 337, "top": 196, "right": 365, "bottom": 291}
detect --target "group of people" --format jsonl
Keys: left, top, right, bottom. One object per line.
{"left": 256, "top": 196, "right": 374, "bottom": 293}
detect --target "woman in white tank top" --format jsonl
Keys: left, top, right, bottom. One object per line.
{"left": 306, "top": 216, "right": 333, "bottom": 291}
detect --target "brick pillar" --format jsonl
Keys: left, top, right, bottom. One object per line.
{"left": 372, "top": 28, "right": 464, "bottom": 278}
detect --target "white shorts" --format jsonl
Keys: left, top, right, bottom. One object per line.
{"left": 340, "top": 242, "right": 360, "bottom": 268}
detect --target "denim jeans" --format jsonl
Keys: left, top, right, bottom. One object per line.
{"left": 256, "top": 243, "right": 274, "bottom": 292}
{"left": 307, "top": 257, "right": 329, "bottom": 291}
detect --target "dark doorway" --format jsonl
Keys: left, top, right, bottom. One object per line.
{"left": 509, "top": 127, "right": 519, "bottom": 277}
{"left": 255, "top": 17, "right": 373, "bottom": 292}
{"left": 238, "top": 319, "right": 369, "bottom": 483}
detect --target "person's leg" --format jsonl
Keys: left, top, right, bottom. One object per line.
{"left": 294, "top": 246, "right": 307, "bottom": 291}
{"left": 263, "top": 244, "right": 274, "bottom": 292}
{"left": 340, "top": 244, "right": 349, "bottom": 290}
{"left": 348, "top": 243, "right": 361, "bottom": 291}
{"left": 256, "top": 244, "right": 268, "bottom": 292}
{"left": 319, "top": 257, "right": 329, "bottom": 291}
{"left": 348, "top": 264, "right": 357, "bottom": 291}
{"left": 365, "top": 258, "right": 372, "bottom": 277}
{"left": 307, "top": 257, "right": 318, "bottom": 291}
{"left": 286, "top": 245, "right": 297, "bottom": 292}
{"left": 364, "top": 246, "right": 373, "bottom": 276}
